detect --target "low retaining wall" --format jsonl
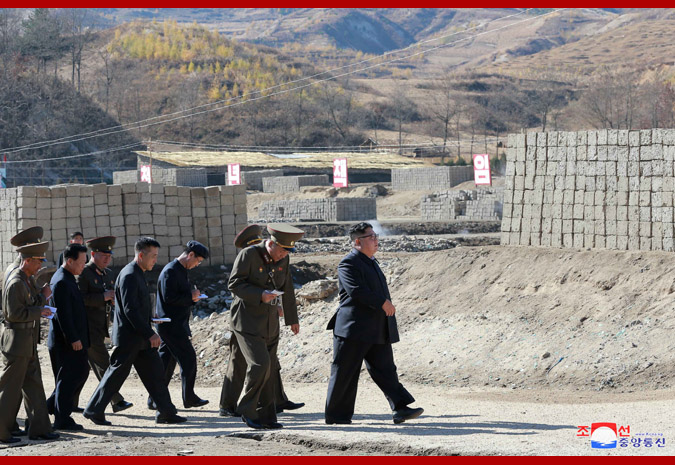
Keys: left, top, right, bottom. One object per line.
{"left": 391, "top": 166, "right": 474, "bottom": 191}
{"left": 0, "top": 183, "right": 247, "bottom": 269}
{"left": 259, "top": 198, "right": 376, "bottom": 222}
{"left": 421, "top": 187, "right": 504, "bottom": 221}
{"left": 262, "top": 175, "right": 330, "bottom": 193}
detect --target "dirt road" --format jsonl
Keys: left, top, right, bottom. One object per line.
{"left": 1, "top": 375, "right": 673, "bottom": 456}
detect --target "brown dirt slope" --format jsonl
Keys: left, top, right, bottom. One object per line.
{"left": 190, "top": 246, "right": 675, "bottom": 394}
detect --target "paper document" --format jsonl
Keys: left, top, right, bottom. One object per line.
{"left": 44, "top": 306, "right": 57, "bottom": 319}
{"left": 269, "top": 290, "right": 284, "bottom": 296}
{"left": 198, "top": 294, "right": 208, "bottom": 299}
{"left": 152, "top": 317, "right": 171, "bottom": 323}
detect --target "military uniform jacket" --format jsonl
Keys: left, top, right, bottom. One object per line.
{"left": 76, "top": 262, "right": 115, "bottom": 338}
{"left": 48, "top": 267, "right": 90, "bottom": 350}
{"left": 112, "top": 261, "right": 155, "bottom": 348}
{"left": 156, "top": 259, "right": 194, "bottom": 337}
{"left": 1, "top": 268, "right": 47, "bottom": 357}
{"left": 228, "top": 242, "right": 298, "bottom": 339}
{"left": 0, "top": 256, "right": 21, "bottom": 318}
{"left": 331, "top": 249, "right": 400, "bottom": 344}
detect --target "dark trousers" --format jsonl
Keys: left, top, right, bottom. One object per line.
{"left": 219, "top": 334, "right": 288, "bottom": 411}
{"left": 149, "top": 327, "right": 199, "bottom": 407}
{"left": 48, "top": 344, "right": 89, "bottom": 425}
{"left": 85, "top": 340, "right": 177, "bottom": 417}
{"left": 80, "top": 333, "right": 125, "bottom": 406}
{"left": 234, "top": 330, "right": 278, "bottom": 424}
{"left": 0, "top": 350, "right": 53, "bottom": 442}
{"left": 325, "top": 336, "right": 415, "bottom": 422}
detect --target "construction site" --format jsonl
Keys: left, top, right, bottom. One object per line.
{"left": 0, "top": 128, "right": 674, "bottom": 455}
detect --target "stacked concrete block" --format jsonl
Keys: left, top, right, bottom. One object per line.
{"left": 259, "top": 198, "right": 376, "bottom": 222}
{"left": 0, "top": 187, "right": 19, "bottom": 267}
{"left": 262, "top": 175, "right": 330, "bottom": 193}
{"left": 113, "top": 167, "right": 208, "bottom": 187}
{"left": 421, "top": 187, "right": 503, "bottom": 221}
{"left": 241, "top": 169, "right": 284, "bottom": 191}
{"left": 501, "top": 128, "right": 675, "bottom": 251}
{"left": 391, "top": 166, "right": 474, "bottom": 191}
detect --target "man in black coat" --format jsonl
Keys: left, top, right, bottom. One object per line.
{"left": 148, "top": 240, "right": 209, "bottom": 410}
{"left": 83, "top": 237, "right": 186, "bottom": 426}
{"left": 47, "top": 243, "right": 90, "bottom": 431}
{"left": 325, "top": 222, "right": 423, "bottom": 425}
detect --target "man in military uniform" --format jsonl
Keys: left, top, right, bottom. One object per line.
{"left": 228, "top": 224, "right": 304, "bottom": 430}
{"left": 219, "top": 224, "right": 304, "bottom": 417}
{"left": 74, "top": 236, "right": 132, "bottom": 413}
{"left": 148, "top": 240, "right": 209, "bottom": 410}
{"left": 83, "top": 237, "right": 186, "bottom": 426}
{"left": 0, "top": 241, "right": 59, "bottom": 444}
{"left": 0, "top": 227, "right": 44, "bottom": 438}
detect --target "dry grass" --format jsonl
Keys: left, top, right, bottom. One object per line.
{"left": 137, "top": 150, "right": 433, "bottom": 170}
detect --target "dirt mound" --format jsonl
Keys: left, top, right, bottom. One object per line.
{"left": 187, "top": 246, "right": 675, "bottom": 393}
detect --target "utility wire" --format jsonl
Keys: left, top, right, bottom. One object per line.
{"left": 2, "top": 8, "right": 564, "bottom": 156}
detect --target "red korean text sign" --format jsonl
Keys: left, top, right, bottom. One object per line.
{"left": 333, "top": 158, "right": 348, "bottom": 188}
{"left": 228, "top": 163, "right": 241, "bottom": 186}
{"left": 473, "top": 153, "right": 492, "bottom": 186}
{"left": 140, "top": 165, "right": 152, "bottom": 183}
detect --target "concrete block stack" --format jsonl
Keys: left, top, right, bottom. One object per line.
{"left": 259, "top": 197, "right": 376, "bottom": 222}
{"left": 262, "top": 175, "right": 330, "bottom": 193}
{"left": 0, "top": 182, "right": 249, "bottom": 270}
{"left": 501, "top": 128, "right": 675, "bottom": 251}
{"left": 241, "top": 169, "right": 285, "bottom": 191}
{"left": 391, "top": 166, "right": 474, "bottom": 191}
{"left": 113, "top": 168, "right": 208, "bottom": 187}
{"left": 421, "top": 186, "right": 503, "bottom": 221}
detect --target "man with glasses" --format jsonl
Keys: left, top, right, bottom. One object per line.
{"left": 325, "top": 222, "right": 423, "bottom": 425}
{"left": 148, "top": 240, "right": 209, "bottom": 410}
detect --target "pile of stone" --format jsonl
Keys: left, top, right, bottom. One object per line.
{"left": 421, "top": 187, "right": 503, "bottom": 221}
{"left": 391, "top": 166, "right": 474, "bottom": 191}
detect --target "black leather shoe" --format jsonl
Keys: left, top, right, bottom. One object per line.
{"left": 276, "top": 400, "right": 305, "bottom": 413}
{"left": 263, "top": 421, "right": 283, "bottom": 429}
{"left": 10, "top": 428, "right": 26, "bottom": 437}
{"left": 184, "top": 398, "right": 209, "bottom": 408}
{"left": 0, "top": 437, "right": 21, "bottom": 444}
{"left": 112, "top": 400, "right": 134, "bottom": 413}
{"left": 29, "top": 432, "right": 60, "bottom": 441}
{"left": 393, "top": 406, "right": 424, "bottom": 424}
{"left": 53, "top": 421, "right": 84, "bottom": 431}
{"left": 83, "top": 411, "right": 112, "bottom": 426}
{"left": 241, "top": 415, "right": 265, "bottom": 430}
{"left": 155, "top": 413, "right": 187, "bottom": 424}
{"left": 72, "top": 407, "right": 84, "bottom": 413}
{"left": 219, "top": 407, "right": 240, "bottom": 417}
{"left": 325, "top": 418, "right": 352, "bottom": 425}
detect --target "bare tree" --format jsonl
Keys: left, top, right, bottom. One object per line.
{"left": 62, "top": 8, "right": 92, "bottom": 92}
{"left": 578, "top": 67, "right": 640, "bottom": 130}
{"left": 427, "top": 72, "right": 459, "bottom": 163}
{"left": 317, "top": 81, "right": 355, "bottom": 142}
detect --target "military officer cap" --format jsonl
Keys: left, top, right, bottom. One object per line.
{"left": 86, "top": 236, "right": 116, "bottom": 254}
{"left": 267, "top": 223, "right": 304, "bottom": 252}
{"left": 234, "top": 224, "right": 263, "bottom": 249}
{"left": 185, "top": 240, "right": 209, "bottom": 259}
{"left": 10, "top": 226, "right": 44, "bottom": 247}
{"left": 17, "top": 241, "right": 50, "bottom": 261}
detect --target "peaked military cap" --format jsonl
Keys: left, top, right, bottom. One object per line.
{"left": 17, "top": 241, "right": 50, "bottom": 260}
{"left": 186, "top": 240, "right": 209, "bottom": 259}
{"left": 10, "top": 226, "right": 44, "bottom": 247}
{"left": 234, "top": 224, "right": 263, "bottom": 249}
{"left": 267, "top": 223, "right": 304, "bottom": 252}
{"left": 86, "top": 236, "right": 116, "bottom": 254}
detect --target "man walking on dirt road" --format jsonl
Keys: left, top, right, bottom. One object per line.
{"left": 325, "top": 222, "right": 423, "bottom": 425}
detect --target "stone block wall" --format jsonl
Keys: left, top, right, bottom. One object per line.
{"left": 391, "top": 166, "right": 474, "bottom": 191}
{"left": 258, "top": 198, "right": 376, "bottom": 222}
{"left": 501, "top": 128, "right": 675, "bottom": 251}
{"left": 241, "top": 169, "right": 285, "bottom": 191}
{"left": 262, "top": 175, "right": 330, "bottom": 193}
{"left": 0, "top": 183, "right": 247, "bottom": 270}
{"left": 421, "top": 186, "right": 504, "bottom": 221}
{"left": 113, "top": 168, "right": 208, "bottom": 187}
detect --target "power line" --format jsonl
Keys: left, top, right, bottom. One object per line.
{"left": 2, "top": 8, "right": 564, "bottom": 155}
{"left": 3, "top": 142, "right": 143, "bottom": 164}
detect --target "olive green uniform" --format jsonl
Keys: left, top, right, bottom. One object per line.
{"left": 0, "top": 269, "right": 53, "bottom": 442}
{"left": 228, "top": 242, "right": 298, "bottom": 423}
{"left": 74, "top": 261, "right": 125, "bottom": 407}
